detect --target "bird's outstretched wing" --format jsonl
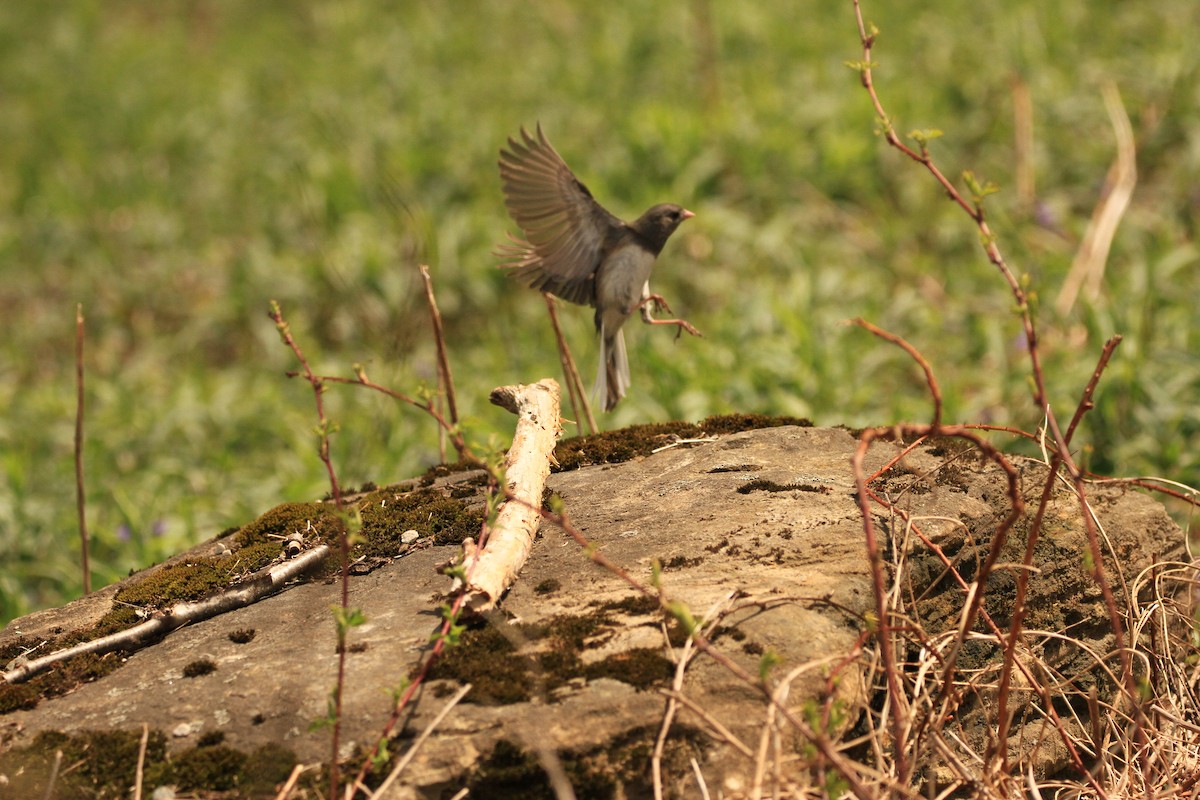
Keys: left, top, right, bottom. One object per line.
{"left": 497, "top": 124, "right": 623, "bottom": 307}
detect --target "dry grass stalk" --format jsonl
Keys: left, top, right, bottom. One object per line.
{"left": 1056, "top": 81, "right": 1137, "bottom": 316}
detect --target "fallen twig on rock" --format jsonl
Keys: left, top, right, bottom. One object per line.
{"left": 451, "top": 379, "right": 561, "bottom": 613}
{"left": 2, "top": 544, "right": 331, "bottom": 685}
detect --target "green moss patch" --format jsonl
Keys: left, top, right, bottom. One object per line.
{"left": 582, "top": 648, "right": 675, "bottom": 689}
{"left": 357, "top": 486, "right": 485, "bottom": 552}
{"left": 228, "top": 627, "right": 256, "bottom": 644}
{"left": 596, "top": 595, "right": 659, "bottom": 616}
{"left": 0, "top": 644, "right": 122, "bottom": 715}
{"left": 736, "top": 479, "right": 831, "bottom": 495}
{"left": 428, "top": 604, "right": 674, "bottom": 705}
{"left": 2, "top": 481, "right": 489, "bottom": 717}
{"left": 534, "top": 578, "right": 562, "bottom": 595}
{"left": 234, "top": 501, "right": 340, "bottom": 548}
{"left": 465, "top": 726, "right": 706, "bottom": 800}
{"left": 420, "top": 460, "right": 485, "bottom": 486}
{"left": 0, "top": 729, "right": 169, "bottom": 800}
{"left": 182, "top": 658, "right": 217, "bottom": 678}
{"left": 554, "top": 413, "right": 811, "bottom": 472}
{"left": 0, "top": 729, "right": 297, "bottom": 799}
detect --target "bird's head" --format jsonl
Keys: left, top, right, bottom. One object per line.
{"left": 631, "top": 204, "right": 694, "bottom": 253}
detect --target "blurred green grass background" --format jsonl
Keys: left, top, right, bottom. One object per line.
{"left": 2, "top": 1, "right": 1198, "bottom": 625}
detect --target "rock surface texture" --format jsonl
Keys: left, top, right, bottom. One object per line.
{"left": 0, "top": 425, "right": 1183, "bottom": 798}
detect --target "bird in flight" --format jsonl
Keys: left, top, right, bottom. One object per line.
{"left": 497, "top": 124, "right": 699, "bottom": 411}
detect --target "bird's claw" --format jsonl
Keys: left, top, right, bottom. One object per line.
{"left": 647, "top": 293, "right": 673, "bottom": 314}
{"left": 637, "top": 293, "right": 700, "bottom": 338}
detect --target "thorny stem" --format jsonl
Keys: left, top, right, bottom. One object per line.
{"left": 851, "top": 0, "right": 1146, "bottom": 787}
{"left": 273, "top": 290, "right": 487, "bottom": 795}
{"left": 74, "top": 304, "right": 91, "bottom": 595}
{"left": 419, "top": 264, "right": 459, "bottom": 427}
{"left": 857, "top": 455, "right": 1095, "bottom": 782}
{"left": 346, "top": 471, "right": 500, "bottom": 795}
{"left": 544, "top": 292, "right": 597, "bottom": 436}
{"left": 848, "top": 323, "right": 1015, "bottom": 783}
{"left": 269, "top": 302, "right": 344, "bottom": 510}
{"left": 852, "top": 318, "right": 942, "bottom": 430}
{"left": 302, "top": 368, "right": 477, "bottom": 465}
{"left": 268, "top": 301, "right": 350, "bottom": 798}
{"left": 855, "top": 423, "right": 1024, "bottom": 786}
{"left": 995, "top": 336, "right": 1123, "bottom": 755}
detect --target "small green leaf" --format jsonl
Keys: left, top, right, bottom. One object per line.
{"left": 907, "top": 128, "right": 944, "bottom": 147}
{"left": 370, "top": 737, "right": 391, "bottom": 770}
{"left": 667, "top": 600, "right": 697, "bottom": 637}
{"left": 962, "top": 170, "right": 1000, "bottom": 203}
{"left": 308, "top": 692, "right": 339, "bottom": 731}
{"left": 332, "top": 605, "right": 367, "bottom": 636}
{"left": 758, "top": 650, "right": 783, "bottom": 683}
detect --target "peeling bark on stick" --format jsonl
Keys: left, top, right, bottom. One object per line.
{"left": 455, "top": 379, "right": 561, "bottom": 613}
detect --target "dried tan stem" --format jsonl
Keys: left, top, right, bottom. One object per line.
{"left": 1056, "top": 82, "right": 1137, "bottom": 316}
{"left": 373, "top": 682, "right": 472, "bottom": 798}
{"left": 653, "top": 593, "right": 736, "bottom": 798}
{"left": 272, "top": 763, "right": 312, "bottom": 800}
{"left": 133, "top": 723, "right": 149, "bottom": 800}
{"left": 1012, "top": 75, "right": 1035, "bottom": 207}
{"left": 454, "top": 379, "right": 561, "bottom": 613}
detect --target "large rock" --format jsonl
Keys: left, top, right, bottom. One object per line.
{"left": 0, "top": 425, "right": 1183, "bottom": 798}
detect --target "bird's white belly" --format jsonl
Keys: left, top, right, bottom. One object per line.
{"left": 595, "top": 244, "right": 655, "bottom": 318}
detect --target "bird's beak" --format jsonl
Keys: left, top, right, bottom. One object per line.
{"left": 681, "top": 209, "right": 695, "bottom": 220}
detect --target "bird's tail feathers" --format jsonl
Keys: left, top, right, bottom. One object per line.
{"left": 594, "top": 326, "right": 630, "bottom": 412}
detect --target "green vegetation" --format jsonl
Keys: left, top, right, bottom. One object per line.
{"left": 2, "top": 1, "right": 1197, "bottom": 625}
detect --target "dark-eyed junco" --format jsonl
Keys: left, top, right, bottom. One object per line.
{"left": 496, "top": 124, "right": 698, "bottom": 411}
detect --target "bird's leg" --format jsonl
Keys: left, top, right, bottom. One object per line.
{"left": 637, "top": 293, "right": 674, "bottom": 316}
{"left": 635, "top": 283, "right": 702, "bottom": 339}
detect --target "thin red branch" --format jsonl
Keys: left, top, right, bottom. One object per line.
{"left": 996, "top": 336, "right": 1123, "bottom": 754}
{"left": 850, "top": 1, "right": 1146, "bottom": 787}
{"left": 859, "top": 474, "right": 1095, "bottom": 780}
{"left": 74, "top": 303, "right": 90, "bottom": 595}
{"left": 852, "top": 317, "right": 942, "bottom": 429}
{"left": 306, "top": 368, "right": 476, "bottom": 465}
{"left": 268, "top": 301, "right": 350, "bottom": 797}
{"left": 269, "top": 303, "right": 344, "bottom": 509}
{"left": 419, "top": 265, "right": 459, "bottom": 426}
{"left": 545, "top": 293, "right": 597, "bottom": 435}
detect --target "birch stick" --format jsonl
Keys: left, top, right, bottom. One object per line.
{"left": 455, "top": 379, "right": 560, "bottom": 613}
